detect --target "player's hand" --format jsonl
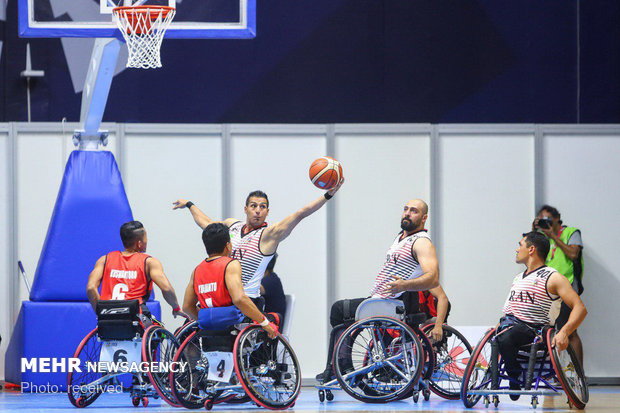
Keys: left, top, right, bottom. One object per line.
{"left": 430, "top": 324, "right": 443, "bottom": 342}
{"left": 385, "top": 278, "right": 407, "bottom": 295}
{"left": 173, "top": 309, "right": 190, "bottom": 320}
{"left": 327, "top": 177, "right": 345, "bottom": 197}
{"left": 262, "top": 322, "right": 279, "bottom": 339}
{"left": 552, "top": 330, "right": 569, "bottom": 352}
{"left": 172, "top": 199, "right": 189, "bottom": 209}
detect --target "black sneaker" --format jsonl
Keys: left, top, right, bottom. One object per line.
{"left": 315, "top": 368, "right": 335, "bottom": 383}
{"left": 509, "top": 380, "right": 521, "bottom": 401}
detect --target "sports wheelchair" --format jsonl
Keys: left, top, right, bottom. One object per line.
{"left": 460, "top": 325, "right": 588, "bottom": 409}
{"left": 169, "top": 311, "right": 301, "bottom": 410}
{"left": 316, "top": 297, "right": 472, "bottom": 403}
{"left": 67, "top": 300, "right": 184, "bottom": 408}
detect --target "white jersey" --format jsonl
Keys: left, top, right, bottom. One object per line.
{"left": 229, "top": 221, "right": 274, "bottom": 298}
{"left": 370, "top": 230, "right": 431, "bottom": 299}
{"left": 502, "top": 265, "right": 561, "bottom": 325}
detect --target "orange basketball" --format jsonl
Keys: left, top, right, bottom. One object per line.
{"left": 309, "top": 157, "right": 343, "bottom": 190}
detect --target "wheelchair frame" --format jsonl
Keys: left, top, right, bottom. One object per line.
{"left": 67, "top": 301, "right": 182, "bottom": 408}
{"left": 460, "top": 326, "right": 588, "bottom": 409}
{"left": 315, "top": 298, "right": 473, "bottom": 404}
{"left": 169, "top": 323, "right": 301, "bottom": 410}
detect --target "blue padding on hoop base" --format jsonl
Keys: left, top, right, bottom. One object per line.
{"left": 30, "top": 150, "right": 133, "bottom": 301}
{"left": 4, "top": 300, "right": 161, "bottom": 391}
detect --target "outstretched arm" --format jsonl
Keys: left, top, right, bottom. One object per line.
{"left": 86, "top": 255, "right": 106, "bottom": 311}
{"left": 147, "top": 257, "right": 187, "bottom": 318}
{"left": 548, "top": 272, "right": 587, "bottom": 351}
{"left": 225, "top": 261, "right": 277, "bottom": 338}
{"left": 261, "top": 179, "right": 344, "bottom": 254}
{"left": 172, "top": 199, "right": 237, "bottom": 229}
{"left": 385, "top": 238, "right": 440, "bottom": 294}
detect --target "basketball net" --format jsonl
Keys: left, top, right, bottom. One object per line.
{"left": 113, "top": 6, "right": 175, "bottom": 69}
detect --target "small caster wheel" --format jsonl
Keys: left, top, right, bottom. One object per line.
{"left": 423, "top": 388, "right": 431, "bottom": 401}
{"left": 132, "top": 397, "right": 140, "bottom": 407}
{"left": 204, "top": 399, "right": 214, "bottom": 410}
{"left": 412, "top": 391, "right": 419, "bottom": 403}
{"left": 75, "top": 397, "right": 86, "bottom": 408}
{"left": 531, "top": 396, "right": 538, "bottom": 408}
{"left": 493, "top": 395, "right": 499, "bottom": 407}
{"left": 318, "top": 389, "right": 325, "bottom": 402}
{"left": 326, "top": 390, "right": 334, "bottom": 402}
{"left": 484, "top": 396, "right": 490, "bottom": 408}
{"left": 141, "top": 397, "right": 148, "bottom": 407}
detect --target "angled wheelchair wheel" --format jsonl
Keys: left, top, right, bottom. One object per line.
{"left": 233, "top": 325, "right": 301, "bottom": 410}
{"left": 546, "top": 329, "right": 588, "bottom": 409}
{"left": 142, "top": 325, "right": 182, "bottom": 407}
{"left": 67, "top": 328, "right": 105, "bottom": 408}
{"left": 170, "top": 331, "right": 215, "bottom": 409}
{"left": 174, "top": 320, "right": 199, "bottom": 344}
{"left": 460, "top": 328, "right": 496, "bottom": 408}
{"left": 333, "top": 316, "right": 423, "bottom": 403}
{"left": 421, "top": 323, "right": 473, "bottom": 400}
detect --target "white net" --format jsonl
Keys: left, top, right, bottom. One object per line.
{"left": 113, "top": 6, "right": 176, "bottom": 69}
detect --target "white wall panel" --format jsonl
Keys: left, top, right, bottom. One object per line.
{"left": 334, "top": 130, "right": 431, "bottom": 300}
{"left": 231, "top": 127, "right": 328, "bottom": 378}
{"left": 0, "top": 131, "right": 10, "bottom": 379}
{"left": 437, "top": 133, "right": 534, "bottom": 326}
{"left": 542, "top": 132, "right": 620, "bottom": 377}
{"left": 124, "top": 131, "right": 222, "bottom": 330}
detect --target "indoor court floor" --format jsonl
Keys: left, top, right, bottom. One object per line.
{"left": 1, "top": 386, "right": 618, "bottom": 412}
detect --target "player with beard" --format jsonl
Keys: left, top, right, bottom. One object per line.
{"left": 316, "top": 199, "right": 440, "bottom": 382}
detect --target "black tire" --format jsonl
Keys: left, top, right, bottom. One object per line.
{"left": 142, "top": 325, "right": 182, "bottom": 407}
{"left": 421, "top": 324, "right": 473, "bottom": 400}
{"left": 546, "top": 329, "right": 588, "bottom": 409}
{"left": 67, "top": 328, "right": 106, "bottom": 408}
{"left": 460, "top": 328, "right": 496, "bottom": 408}
{"left": 333, "top": 317, "right": 423, "bottom": 403}
{"left": 170, "top": 331, "right": 214, "bottom": 409}
{"left": 233, "top": 325, "right": 301, "bottom": 410}
{"left": 174, "top": 321, "right": 199, "bottom": 344}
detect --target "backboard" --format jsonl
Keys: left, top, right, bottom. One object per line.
{"left": 19, "top": 0, "right": 256, "bottom": 39}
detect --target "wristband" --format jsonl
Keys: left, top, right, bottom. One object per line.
{"left": 185, "top": 201, "right": 194, "bottom": 209}
{"left": 172, "top": 306, "right": 180, "bottom": 312}
{"left": 259, "top": 317, "right": 270, "bottom": 327}
{"left": 324, "top": 193, "right": 333, "bottom": 200}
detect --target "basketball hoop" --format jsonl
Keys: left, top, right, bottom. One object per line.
{"left": 113, "top": 5, "right": 175, "bottom": 69}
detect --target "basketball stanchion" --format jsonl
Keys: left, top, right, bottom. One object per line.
{"left": 113, "top": 5, "right": 176, "bottom": 69}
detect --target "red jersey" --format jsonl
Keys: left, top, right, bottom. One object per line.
{"left": 100, "top": 251, "right": 152, "bottom": 303}
{"left": 193, "top": 256, "right": 235, "bottom": 308}
{"left": 419, "top": 291, "right": 438, "bottom": 318}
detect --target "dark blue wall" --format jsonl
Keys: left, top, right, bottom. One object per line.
{"left": 1, "top": 1, "right": 619, "bottom": 123}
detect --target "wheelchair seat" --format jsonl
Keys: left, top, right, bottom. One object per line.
{"left": 354, "top": 297, "right": 403, "bottom": 320}
{"left": 96, "top": 299, "right": 142, "bottom": 341}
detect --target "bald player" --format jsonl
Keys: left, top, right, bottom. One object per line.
{"left": 316, "top": 199, "right": 440, "bottom": 382}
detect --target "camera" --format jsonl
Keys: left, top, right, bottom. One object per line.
{"left": 537, "top": 217, "right": 552, "bottom": 229}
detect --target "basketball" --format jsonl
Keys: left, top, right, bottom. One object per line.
{"left": 309, "top": 157, "right": 344, "bottom": 190}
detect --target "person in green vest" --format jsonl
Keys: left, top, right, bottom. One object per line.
{"left": 533, "top": 205, "right": 585, "bottom": 366}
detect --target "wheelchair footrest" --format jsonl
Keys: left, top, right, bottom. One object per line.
{"left": 315, "top": 382, "right": 340, "bottom": 391}
{"left": 468, "top": 389, "right": 559, "bottom": 396}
